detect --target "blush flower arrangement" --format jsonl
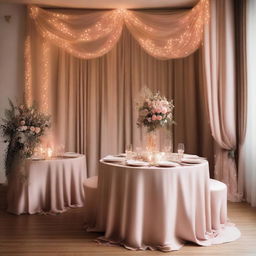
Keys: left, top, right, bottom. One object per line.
{"left": 1, "top": 100, "right": 51, "bottom": 176}
{"left": 137, "top": 88, "right": 175, "bottom": 132}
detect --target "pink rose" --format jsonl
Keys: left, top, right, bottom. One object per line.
{"left": 152, "top": 115, "right": 157, "bottom": 121}
{"left": 157, "top": 115, "right": 162, "bottom": 120}
{"left": 35, "top": 127, "right": 41, "bottom": 134}
{"left": 30, "top": 126, "right": 35, "bottom": 132}
{"left": 20, "top": 120, "right": 25, "bottom": 126}
{"left": 162, "top": 108, "right": 167, "bottom": 114}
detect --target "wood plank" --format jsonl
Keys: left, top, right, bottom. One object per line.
{"left": 0, "top": 184, "right": 256, "bottom": 255}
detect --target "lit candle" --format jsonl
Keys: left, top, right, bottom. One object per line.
{"left": 147, "top": 152, "right": 153, "bottom": 162}
{"left": 39, "top": 146, "right": 44, "bottom": 156}
{"left": 47, "top": 147, "right": 53, "bottom": 159}
{"left": 154, "top": 152, "right": 162, "bottom": 163}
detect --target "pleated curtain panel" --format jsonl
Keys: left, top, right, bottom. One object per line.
{"left": 23, "top": 0, "right": 246, "bottom": 202}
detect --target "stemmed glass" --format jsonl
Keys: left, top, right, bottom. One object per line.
{"left": 163, "top": 144, "right": 173, "bottom": 160}
{"left": 125, "top": 144, "right": 133, "bottom": 160}
{"left": 177, "top": 143, "right": 185, "bottom": 160}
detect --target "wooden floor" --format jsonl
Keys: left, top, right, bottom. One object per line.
{"left": 0, "top": 185, "right": 256, "bottom": 256}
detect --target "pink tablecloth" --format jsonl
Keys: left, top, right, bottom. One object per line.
{"left": 88, "top": 160, "right": 240, "bottom": 251}
{"left": 7, "top": 155, "right": 86, "bottom": 215}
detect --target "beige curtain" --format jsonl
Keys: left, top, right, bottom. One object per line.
{"left": 30, "top": 28, "right": 213, "bottom": 177}
{"left": 203, "top": 0, "right": 241, "bottom": 202}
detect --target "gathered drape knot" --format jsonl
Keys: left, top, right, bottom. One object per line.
{"left": 227, "top": 149, "right": 236, "bottom": 159}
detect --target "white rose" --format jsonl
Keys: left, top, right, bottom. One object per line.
{"left": 30, "top": 126, "right": 35, "bottom": 132}
{"left": 35, "top": 127, "right": 41, "bottom": 134}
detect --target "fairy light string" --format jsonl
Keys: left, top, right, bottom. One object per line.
{"left": 24, "top": 0, "right": 209, "bottom": 108}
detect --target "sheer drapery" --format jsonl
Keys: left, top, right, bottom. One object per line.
{"left": 24, "top": 0, "right": 209, "bottom": 105}
{"left": 26, "top": 27, "right": 213, "bottom": 177}
{"left": 203, "top": 0, "right": 241, "bottom": 202}
{"left": 27, "top": 0, "right": 209, "bottom": 60}
{"left": 244, "top": 0, "right": 256, "bottom": 206}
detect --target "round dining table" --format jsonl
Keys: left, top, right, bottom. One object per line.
{"left": 88, "top": 158, "right": 240, "bottom": 252}
{"left": 7, "top": 155, "right": 86, "bottom": 215}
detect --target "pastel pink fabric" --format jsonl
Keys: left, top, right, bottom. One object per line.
{"left": 203, "top": 0, "right": 240, "bottom": 201}
{"left": 7, "top": 156, "right": 86, "bottom": 215}
{"left": 209, "top": 179, "right": 227, "bottom": 230}
{"left": 83, "top": 176, "right": 98, "bottom": 226}
{"left": 87, "top": 161, "right": 240, "bottom": 251}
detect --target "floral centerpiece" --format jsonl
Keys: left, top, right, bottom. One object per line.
{"left": 136, "top": 88, "right": 175, "bottom": 152}
{"left": 137, "top": 88, "right": 175, "bottom": 132}
{"left": 1, "top": 100, "right": 51, "bottom": 177}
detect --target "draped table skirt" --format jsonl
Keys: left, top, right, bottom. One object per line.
{"left": 7, "top": 155, "right": 86, "bottom": 215}
{"left": 87, "top": 160, "right": 240, "bottom": 252}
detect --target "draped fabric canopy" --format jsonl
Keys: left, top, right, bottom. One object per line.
{"left": 24, "top": 0, "right": 209, "bottom": 106}
{"left": 28, "top": 0, "right": 209, "bottom": 59}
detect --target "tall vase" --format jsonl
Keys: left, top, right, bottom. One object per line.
{"left": 146, "top": 130, "right": 158, "bottom": 152}
{"left": 160, "top": 127, "right": 173, "bottom": 153}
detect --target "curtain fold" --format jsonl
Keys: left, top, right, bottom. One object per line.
{"left": 28, "top": 7, "right": 124, "bottom": 59}
{"left": 203, "top": 0, "right": 241, "bottom": 202}
{"left": 123, "top": 0, "right": 209, "bottom": 60}
{"left": 244, "top": 0, "right": 256, "bottom": 206}
{"left": 234, "top": 0, "right": 247, "bottom": 202}
{"left": 26, "top": 0, "right": 209, "bottom": 60}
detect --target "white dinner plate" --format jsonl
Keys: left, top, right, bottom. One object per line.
{"left": 157, "top": 161, "right": 180, "bottom": 167}
{"left": 61, "top": 152, "right": 80, "bottom": 158}
{"left": 103, "top": 155, "right": 124, "bottom": 162}
{"left": 181, "top": 158, "right": 203, "bottom": 164}
{"left": 116, "top": 153, "right": 126, "bottom": 157}
{"left": 126, "top": 160, "right": 149, "bottom": 167}
{"left": 30, "top": 157, "right": 44, "bottom": 161}
{"left": 184, "top": 154, "right": 200, "bottom": 159}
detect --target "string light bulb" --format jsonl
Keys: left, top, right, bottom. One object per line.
{"left": 24, "top": 0, "right": 209, "bottom": 108}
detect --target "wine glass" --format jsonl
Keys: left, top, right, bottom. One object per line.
{"left": 125, "top": 144, "right": 133, "bottom": 160}
{"left": 177, "top": 143, "right": 185, "bottom": 159}
{"left": 163, "top": 144, "right": 172, "bottom": 161}
{"left": 135, "top": 147, "right": 143, "bottom": 160}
